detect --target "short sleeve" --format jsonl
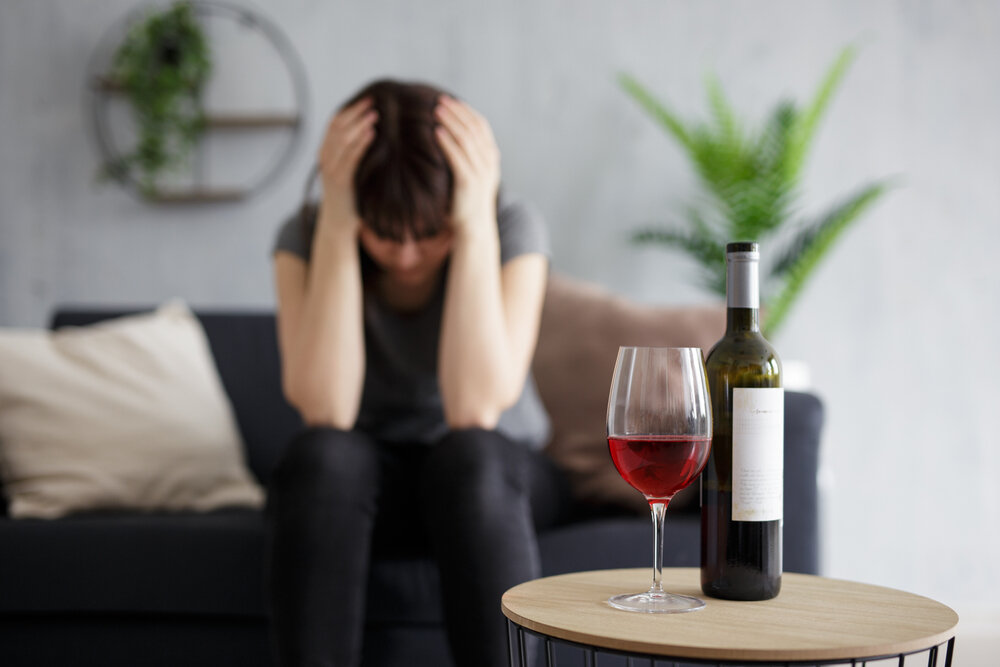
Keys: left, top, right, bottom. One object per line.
{"left": 272, "top": 207, "right": 316, "bottom": 261}
{"left": 497, "top": 192, "right": 551, "bottom": 265}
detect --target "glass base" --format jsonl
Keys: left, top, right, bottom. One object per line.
{"left": 607, "top": 590, "right": 706, "bottom": 614}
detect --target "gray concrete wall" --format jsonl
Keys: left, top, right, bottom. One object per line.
{"left": 2, "top": 0, "right": 997, "bottom": 656}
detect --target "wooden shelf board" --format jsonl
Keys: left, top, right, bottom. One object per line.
{"left": 205, "top": 114, "right": 300, "bottom": 128}
{"left": 94, "top": 78, "right": 299, "bottom": 128}
{"left": 146, "top": 188, "right": 249, "bottom": 204}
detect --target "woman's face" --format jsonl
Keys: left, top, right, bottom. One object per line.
{"left": 358, "top": 225, "right": 454, "bottom": 286}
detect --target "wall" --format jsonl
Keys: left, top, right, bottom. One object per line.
{"left": 1, "top": 0, "right": 997, "bottom": 659}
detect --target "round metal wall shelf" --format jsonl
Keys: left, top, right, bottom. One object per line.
{"left": 86, "top": 1, "right": 309, "bottom": 204}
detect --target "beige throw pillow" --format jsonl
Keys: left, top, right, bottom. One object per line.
{"left": 534, "top": 275, "right": 726, "bottom": 514}
{"left": 0, "top": 302, "right": 264, "bottom": 519}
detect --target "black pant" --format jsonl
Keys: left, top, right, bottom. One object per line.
{"left": 265, "top": 427, "right": 571, "bottom": 667}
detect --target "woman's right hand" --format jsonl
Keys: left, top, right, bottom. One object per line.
{"left": 316, "top": 97, "right": 378, "bottom": 236}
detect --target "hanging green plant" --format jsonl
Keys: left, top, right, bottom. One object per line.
{"left": 104, "top": 2, "right": 212, "bottom": 196}
{"left": 621, "top": 46, "right": 894, "bottom": 338}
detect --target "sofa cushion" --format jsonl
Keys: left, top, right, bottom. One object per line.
{"left": 0, "top": 509, "right": 657, "bottom": 619}
{"left": 0, "top": 303, "right": 264, "bottom": 519}
{"left": 0, "top": 509, "right": 268, "bottom": 616}
{"left": 0, "top": 509, "right": 444, "bottom": 619}
{"left": 533, "top": 274, "right": 725, "bottom": 513}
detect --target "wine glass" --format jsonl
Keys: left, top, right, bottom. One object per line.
{"left": 606, "top": 346, "right": 712, "bottom": 613}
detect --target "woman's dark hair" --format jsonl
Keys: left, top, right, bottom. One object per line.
{"left": 344, "top": 79, "right": 453, "bottom": 241}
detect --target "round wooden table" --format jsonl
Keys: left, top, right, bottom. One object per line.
{"left": 501, "top": 568, "right": 958, "bottom": 666}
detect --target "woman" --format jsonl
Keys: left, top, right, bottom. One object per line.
{"left": 267, "top": 79, "right": 569, "bottom": 667}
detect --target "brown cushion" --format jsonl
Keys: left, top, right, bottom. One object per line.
{"left": 534, "top": 274, "right": 725, "bottom": 514}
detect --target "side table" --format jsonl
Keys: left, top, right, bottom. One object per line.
{"left": 502, "top": 568, "right": 958, "bottom": 666}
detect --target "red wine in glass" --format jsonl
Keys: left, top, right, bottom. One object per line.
{"left": 606, "top": 346, "right": 712, "bottom": 613}
{"left": 608, "top": 435, "right": 711, "bottom": 502}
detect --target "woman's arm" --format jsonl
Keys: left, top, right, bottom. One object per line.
{"left": 435, "top": 96, "right": 549, "bottom": 429}
{"left": 274, "top": 98, "right": 377, "bottom": 428}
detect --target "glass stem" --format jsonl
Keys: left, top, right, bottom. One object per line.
{"left": 650, "top": 501, "right": 667, "bottom": 594}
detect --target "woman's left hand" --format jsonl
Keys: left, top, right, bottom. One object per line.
{"left": 434, "top": 96, "right": 501, "bottom": 239}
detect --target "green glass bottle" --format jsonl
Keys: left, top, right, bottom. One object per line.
{"left": 701, "top": 242, "right": 784, "bottom": 600}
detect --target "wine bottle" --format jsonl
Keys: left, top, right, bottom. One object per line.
{"left": 701, "top": 242, "right": 783, "bottom": 601}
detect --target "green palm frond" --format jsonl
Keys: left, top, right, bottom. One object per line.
{"left": 785, "top": 45, "right": 857, "bottom": 182}
{"left": 690, "top": 126, "right": 748, "bottom": 208}
{"left": 706, "top": 75, "right": 743, "bottom": 154}
{"left": 631, "top": 225, "right": 727, "bottom": 296}
{"left": 763, "top": 180, "right": 893, "bottom": 337}
{"left": 758, "top": 101, "right": 797, "bottom": 166}
{"left": 618, "top": 73, "right": 693, "bottom": 151}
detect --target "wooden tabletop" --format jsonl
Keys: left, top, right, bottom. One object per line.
{"left": 501, "top": 568, "right": 959, "bottom": 662}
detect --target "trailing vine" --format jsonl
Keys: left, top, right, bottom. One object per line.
{"left": 106, "top": 2, "right": 211, "bottom": 196}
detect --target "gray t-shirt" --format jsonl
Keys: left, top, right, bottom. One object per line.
{"left": 273, "top": 193, "right": 552, "bottom": 449}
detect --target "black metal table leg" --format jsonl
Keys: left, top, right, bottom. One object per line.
{"left": 505, "top": 620, "right": 955, "bottom": 667}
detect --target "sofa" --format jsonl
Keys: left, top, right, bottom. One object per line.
{"left": 0, "top": 274, "right": 824, "bottom": 667}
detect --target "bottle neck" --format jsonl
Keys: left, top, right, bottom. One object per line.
{"left": 727, "top": 307, "right": 760, "bottom": 332}
{"left": 726, "top": 252, "right": 760, "bottom": 333}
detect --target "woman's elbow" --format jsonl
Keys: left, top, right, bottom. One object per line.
{"left": 445, "top": 406, "right": 501, "bottom": 431}
{"left": 281, "top": 371, "right": 356, "bottom": 430}
{"left": 443, "top": 384, "right": 520, "bottom": 431}
{"left": 293, "top": 398, "right": 357, "bottom": 431}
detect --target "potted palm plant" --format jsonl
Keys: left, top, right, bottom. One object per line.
{"left": 620, "top": 46, "right": 892, "bottom": 338}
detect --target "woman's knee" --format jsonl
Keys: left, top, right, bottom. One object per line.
{"left": 422, "top": 429, "right": 528, "bottom": 508}
{"left": 271, "top": 427, "right": 380, "bottom": 498}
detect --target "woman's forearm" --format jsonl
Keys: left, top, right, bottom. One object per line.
{"left": 279, "top": 96, "right": 375, "bottom": 428}
{"left": 434, "top": 95, "right": 549, "bottom": 430}
{"left": 282, "top": 220, "right": 365, "bottom": 429}
{"left": 437, "top": 227, "right": 519, "bottom": 429}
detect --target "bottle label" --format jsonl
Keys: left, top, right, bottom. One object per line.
{"left": 732, "top": 388, "right": 784, "bottom": 521}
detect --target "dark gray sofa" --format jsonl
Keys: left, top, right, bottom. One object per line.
{"left": 0, "top": 277, "right": 824, "bottom": 667}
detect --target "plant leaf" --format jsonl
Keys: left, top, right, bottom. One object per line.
{"left": 691, "top": 95, "right": 800, "bottom": 242}
{"left": 706, "top": 74, "right": 742, "bottom": 151}
{"left": 619, "top": 73, "right": 692, "bottom": 151}
{"left": 631, "top": 226, "right": 727, "bottom": 296}
{"left": 763, "top": 180, "right": 893, "bottom": 337}
{"left": 785, "top": 45, "right": 857, "bottom": 181}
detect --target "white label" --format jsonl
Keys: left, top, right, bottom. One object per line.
{"left": 732, "top": 388, "right": 784, "bottom": 521}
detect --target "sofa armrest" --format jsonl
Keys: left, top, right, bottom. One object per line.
{"left": 783, "top": 390, "right": 824, "bottom": 574}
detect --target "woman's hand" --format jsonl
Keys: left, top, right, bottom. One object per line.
{"left": 317, "top": 97, "right": 378, "bottom": 236}
{"left": 434, "top": 96, "right": 501, "bottom": 240}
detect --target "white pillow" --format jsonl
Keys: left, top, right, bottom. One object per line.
{"left": 0, "top": 301, "right": 265, "bottom": 519}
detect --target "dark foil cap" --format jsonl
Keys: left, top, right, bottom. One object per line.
{"left": 727, "top": 241, "right": 759, "bottom": 254}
